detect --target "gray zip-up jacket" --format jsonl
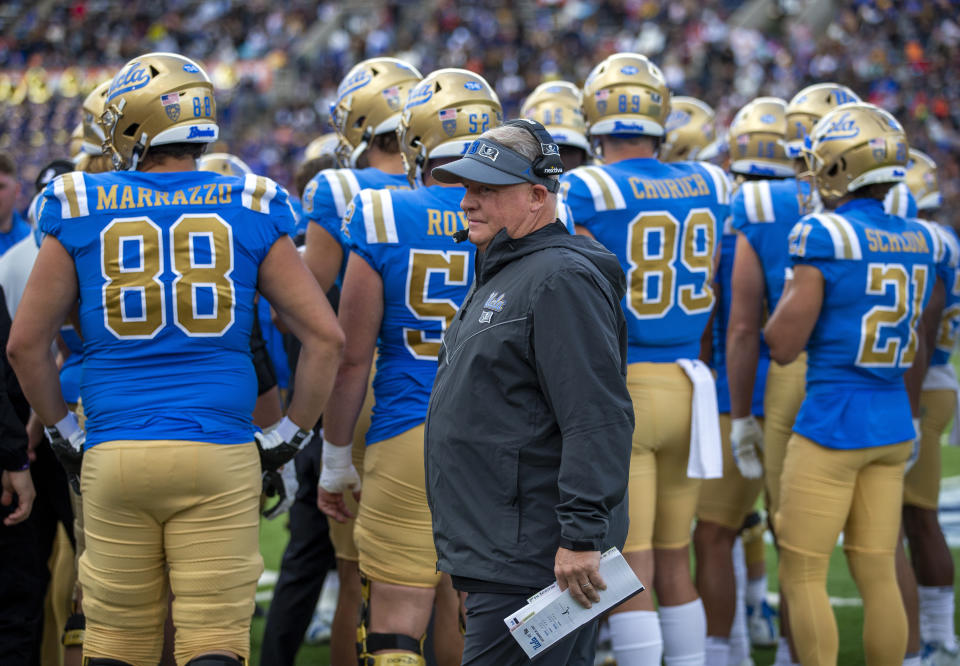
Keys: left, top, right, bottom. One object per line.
{"left": 425, "top": 221, "right": 634, "bottom": 590}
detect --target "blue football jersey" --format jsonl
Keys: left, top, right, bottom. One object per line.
{"left": 302, "top": 167, "right": 411, "bottom": 272}
{"left": 730, "top": 178, "right": 804, "bottom": 312}
{"left": 344, "top": 185, "right": 474, "bottom": 445}
{"left": 713, "top": 223, "right": 770, "bottom": 415}
{"left": 39, "top": 170, "right": 294, "bottom": 447}
{"left": 788, "top": 198, "right": 939, "bottom": 449}
{"left": 925, "top": 222, "right": 960, "bottom": 367}
{"left": 562, "top": 158, "right": 730, "bottom": 363}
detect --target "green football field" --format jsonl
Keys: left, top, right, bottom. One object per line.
{"left": 249, "top": 444, "right": 960, "bottom": 665}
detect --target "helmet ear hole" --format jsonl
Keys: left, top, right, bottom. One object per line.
{"left": 123, "top": 123, "right": 140, "bottom": 137}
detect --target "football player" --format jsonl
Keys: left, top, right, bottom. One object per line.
{"left": 302, "top": 57, "right": 422, "bottom": 292}
{"left": 765, "top": 102, "right": 940, "bottom": 665}
{"left": 726, "top": 86, "right": 858, "bottom": 663}
{"left": 316, "top": 68, "right": 502, "bottom": 666}
{"left": 8, "top": 52, "right": 344, "bottom": 666}
{"left": 562, "top": 53, "right": 730, "bottom": 666}
{"left": 672, "top": 95, "right": 771, "bottom": 665}
{"left": 196, "top": 151, "right": 287, "bottom": 430}
{"left": 899, "top": 149, "right": 960, "bottom": 662}
{"left": 297, "top": 57, "right": 421, "bottom": 666}
{"left": 521, "top": 80, "right": 591, "bottom": 171}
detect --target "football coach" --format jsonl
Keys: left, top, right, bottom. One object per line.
{"left": 424, "top": 119, "right": 634, "bottom": 666}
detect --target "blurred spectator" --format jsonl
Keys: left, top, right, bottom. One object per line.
{"left": 0, "top": 0, "right": 957, "bottom": 222}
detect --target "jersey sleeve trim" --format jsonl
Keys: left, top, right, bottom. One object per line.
{"left": 814, "top": 213, "right": 863, "bottom": 260}
{"left": 742, "top": 181, "right": 774, "bottom": 223}
{"left": 914, "top": 219, "right": 945, "bottom": 265}
{"left": 572, "top": 166, "right": 626, "bottom": 211}
{"left": 241, "top": 175, "right": 278, "bottom": 214}
{"left": 53, "top": 172, "right": 89, "bottom": 219}
{"left": 884, "top": 182, "right": 910, "bottom": 217}
{"left": 359, "top": 189, "right": 398, "bottom": 244}
{"left": 322, "top": 169, "right": 361, "bottom": 217}
{"left": 700, "top": 162, "right": 731, "bottom": 205}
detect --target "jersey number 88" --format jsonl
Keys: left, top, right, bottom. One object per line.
{"left": 100, "top": 214, "right": 235, "bottom": 339}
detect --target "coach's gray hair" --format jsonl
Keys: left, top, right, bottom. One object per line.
{"left": 479, "top": 125, "right": 560, "bottom": 183}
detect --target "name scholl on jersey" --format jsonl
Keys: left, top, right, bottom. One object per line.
{"left": 479, "top": 291, "right": 506, "bottom": 324}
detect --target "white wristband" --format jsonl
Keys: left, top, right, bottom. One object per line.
{"left": 274, "top": 415, "right": 301, "bottom": 442}
{"left": 53, "top": 412, "right": 81, "bottom": 439}
{"left": 322, "top": 438, "right": 353, "bottom": 468}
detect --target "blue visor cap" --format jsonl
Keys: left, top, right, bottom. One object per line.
{"left": 431, "top": 139, "right": 560, "bottom": 193}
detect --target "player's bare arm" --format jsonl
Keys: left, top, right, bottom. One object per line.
{"left": 7, "top": 235, "right": 77, "bottom": 425}
{"left": 764, "top": 264, "right": 823, "bottom": 366}
{"left": 258, "top": 234, "right": 344, "bottom": 432}
{"left": 317, "top": 252, "right": 381, "bottom": 523}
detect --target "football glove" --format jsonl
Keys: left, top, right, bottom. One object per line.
{"left": 262, "top": 461, "right": 298, "bottom": 520}
{"left": 45, "top": 412, "right": 85, "bottom": 495}
{"left": 255, "top": 416, "right": 313, "bottom": 471}
{"left": 905, "top": 417, "right": 921, "bottom": 475}
{"left": 731, "top": 415, "right": 764, "bottom": 480}
{"left": 318, "top": 438, "right": 361, "bottom": 496}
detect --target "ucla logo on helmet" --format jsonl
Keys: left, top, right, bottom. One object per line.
{"left": 819, "top": 112, "right": 859, "bottom": 141}
{"left": 464, "top": 81, "right": 483, "bottom": 91}
{"left": 620, "top": 66, "right": 639, "bottom": 75}
{"left": 405, "top": 82, "right": 433, "bottom": 109}
{"left": 337, "top": 69, "right": 372, "bottom": 102}
{"left": 760, "top": 114, "right": 777, "bottom": 124}
{"left": 183, "top": 63, "right": 200, "bottom": 73}
{"left": 666, "top": 109, "right": 691, "bottom": 131}
{"left": 107, "top": 61, "right": 151, "bottom": 101}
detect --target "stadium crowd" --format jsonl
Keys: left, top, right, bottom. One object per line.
{"left": 1, "top": 2, "right": 960, "bottom": 666}
{"left": 1, "top": 0, "right": 958, "bottom": 213}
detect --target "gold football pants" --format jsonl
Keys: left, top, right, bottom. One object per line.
{"left": 777, "top": 434, "right": 911, "bottom": 666}
{"left": 696, "top": 413, "right": 764, "bottom": 529}
{"left": 904, "top": 388, "right": 956, "bottom": 510}
{"left": 623, "top": 362, "right": 702, "bottom": 552}
{"left": 354, "top": 424, "right": 441, "bottom": 587}
{"left": 79, "top": 440, "right": 262, "bottom": 666}
{"left": 762, "top": 353, "right": 806, "bottom": 519}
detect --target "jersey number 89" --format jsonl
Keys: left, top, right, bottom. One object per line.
{"left": 100, "top": 214, "right": 235, "bottom": 339}
{"left": 626, "top": 209, "right": 716, "bottom": 319}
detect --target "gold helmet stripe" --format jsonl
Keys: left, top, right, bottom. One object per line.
{"left": 574, "top": 167, "right": 626, "bottom": 211}
{"left": 54, "top": 172, "right": 89, "bottom": 219}
{"left": 241, "top": 175, "right": 276, "bottom": 214}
